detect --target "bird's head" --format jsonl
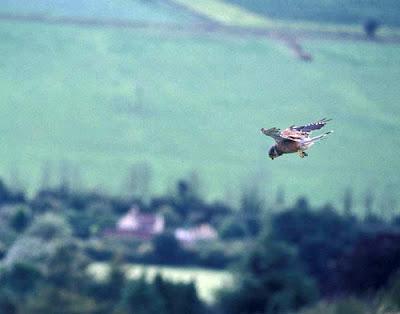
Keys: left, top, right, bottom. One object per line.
{"left": 269, "top": 146, "right": 279, "bottom": 160}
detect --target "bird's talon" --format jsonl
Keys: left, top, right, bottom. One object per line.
{"left": 298, "top": 151, "right": 306, "bottom": 158}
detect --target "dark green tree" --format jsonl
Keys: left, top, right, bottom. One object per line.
{"left": 343, "top": 187, "right": 353, "bottom": 216}
{"left": 364, "top": 18, "right": 380, "bottom": 38}
{"left": 271, "top": 205, "right": 359, "bottom": 295}
{"left": 152, "top": 232, "right": 182, "bottom": 264}
{"left": 218, "top": 217, "right": 247, "bottom": 240}
{"left": 119, "top": 275, "right": 166, "bottom": 314}
{"left": 0, "top": 289, "right": 17, "bottom": 314}
{"left": 0, "top": 263, "right": 42, "bottom": 296}
{"left": 240, "top": 187, "right": 265, "bottom": 237}
{"left": 218, "top": 238, "right": 318, "bottom": 314}
{"left": 10, "top": 205, "right": 32, "bottom": 232}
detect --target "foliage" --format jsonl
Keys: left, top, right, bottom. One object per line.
{"left": 0, "top": 177, "right": 399, "bottom": 313}
{"left": 0, "top": 263, "right": 42, "bottom": 297}
{"left": 339, "top": 230, "right": 400, "bottom": 294}
{"left": 196, "top": 241, "right": 233, "bottom": 269}
{"left": 381, "top": 272, "right": 400, "bottom": 311}
{"left": 119, "top": 274, "right": 204, "bottom": 314}
{"left": 218, "top": 216, "right": 247, "bottom": 240}
{"left": 270, "top": 203, "right": 360, "bottom": 295}
{"left": 3, "top": 237, "right": 53, "bottom": 269}
{"left": 239, "top": 187, "right": 265, "bottom": 237}
{"left": 10, "top": 205, "right": 32, "bottom": 232}
{"left": 298, "top": 298, "right": 367, "bottom": 314}
{"left": 152, "top": 232, "right": 187, "bottom": 265}
{"left": 25, "top": 213, "right": 72, "bottom": 241}
{"left": 0, "top": 288, "right": 17, "bottom": 314}
{"left": 218, "top": 238, "right": 318, "bottom": 314}
{"left": 364, "top": 19, "right": 381, "bottom": 37}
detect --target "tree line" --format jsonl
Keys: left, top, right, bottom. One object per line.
{"left": 0, "top": 176, "right": 399, "bottom": 313}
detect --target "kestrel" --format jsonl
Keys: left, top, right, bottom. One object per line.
{"left": 261, "top": 118, "right": 333, "bottom": 160}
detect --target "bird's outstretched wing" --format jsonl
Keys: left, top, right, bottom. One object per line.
{"left": 292, "top": 118, "right": 331, "bottom": 133}
{"left": 261, "top": 127, "right": 284, "bottom": 141}
{"left": 261, "top": 119, "right": 331, "bottom": 143}
{"left": 261, "top": 127, "right": 304, "bottom": 142}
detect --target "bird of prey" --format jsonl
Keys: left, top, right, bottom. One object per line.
{"left": 261, "top": 118, "right": 333, "bottom": 160}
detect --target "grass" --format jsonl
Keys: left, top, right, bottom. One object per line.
{"left": 88, "top": 262, "right": 233, "bottom": 303}
{"left": 0, "top": 0, "right": 197, "bottom": 23}
{"left": 172, "top": 0, "right": 274, "bottom": 27}
{"left": 0, "top": 20, "right": 400, "bottom": 208}
{"left": 170, "top": 0, "right": 400, "bottom": 37}
{"left": 225, "top": 0, "right": 400, "bottom": 27}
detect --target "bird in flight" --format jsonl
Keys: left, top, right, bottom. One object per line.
{"left": 261, "top": 118, "right": 333, "bottom": 160}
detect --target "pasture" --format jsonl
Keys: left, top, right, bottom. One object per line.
{"left": 88, "top": 263, "right": 233, "bottom": 303}
{"left": 0, "top": 0, "right": 196, "bottom": 23}
{"left": 0, "top": 1, "right": 399, "bottom": 209}
{"left": 225, "top": 0, "right": 400, "bottom": 27}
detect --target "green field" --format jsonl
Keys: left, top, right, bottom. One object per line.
{"left": 88, "top": 263, "right": 232, "bottom": 303}
{"left": 226, "top": 0, "right": 400, "bottom": 27}
{"left": 1, "top": 16, "right": 400, "bottom": 207}
{"left": 0, "top": 0, "right": 196, "bottom": 23}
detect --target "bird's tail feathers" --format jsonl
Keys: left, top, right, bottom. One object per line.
{"left": 305, "top": 130, "right": 333, "bottom": 143}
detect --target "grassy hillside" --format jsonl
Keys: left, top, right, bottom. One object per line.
{"left": 89, "top": 263, "right": 232, "bottom": 303}
{"left": 0, "top": 20, "right": 399, "bottom": 207}
{"left": 0, "top": 0, "right": 196, "bottom": 23}
{"left": 171, "top": 0, "right": 273, "bottom": 27}
{"left": 226, "top": 0, "right": 400, "bottom": 27}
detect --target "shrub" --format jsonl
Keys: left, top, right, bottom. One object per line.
{"left": 217, "top": 239, "right": 318, "bottom": 314}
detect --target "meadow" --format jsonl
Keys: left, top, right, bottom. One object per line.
{"left": 226, "top": 0, "right": 400, "bottom": 27}
{"left": 0, "top": 0, "right": 196, "bottom": 23}
{"left": 171, "top": 0, "right": 400, "bottom": 35}
{"left": 0, "top": 1, "right": 400, "bottom": 208}
{"left": 88, "top": 263, "right": 233, "bottom": 303}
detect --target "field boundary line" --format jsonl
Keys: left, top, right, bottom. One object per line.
{"left": 1, "top": 13, "right": 400, "bottom": 46}
{"left": 167, "top": 0, "right": 275, "bottom": 27}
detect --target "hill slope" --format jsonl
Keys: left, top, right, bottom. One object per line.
{"left": 0, "top": 20, "right": 399, "bottom": 207}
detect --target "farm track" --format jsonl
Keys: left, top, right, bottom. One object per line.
{"left": 1, "top": 13, "right": 400, "bottom": 44}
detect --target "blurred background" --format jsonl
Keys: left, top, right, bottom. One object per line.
{"left": 0, "top": 1, "right": 400, "bottom": 313}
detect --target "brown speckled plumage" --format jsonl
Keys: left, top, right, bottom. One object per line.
{"left": 261, "top": 118, "right": 333, "bottom": 160}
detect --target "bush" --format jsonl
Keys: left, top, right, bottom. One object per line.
{"left": 10, "top": 205, "right": 32, "bottom": 232}
{"left": 364, "top": 18, "right": 380, "bottom": 38}
{"left": 152, "top": 232, "right": 186, "bottom": 265}
{"left": 218, "top": 217, "right": 247, "bottom": 240}
{"left": 3, "top": 237, "right": 52, "bottom": 268}
{"left": 388, "top": 276, "right": 400, "bottom": 308}
{"left": 119, "top": 274, "right": 204, "bottom": 314}
{"left": 217, "top": 238, "right": 318, "bottom": 314}
{"left": 84, "top": 240, "right": 114, "bottom": 261}
{"left": 339, "top": 230, "right": 400, "bottom": 294}
{"left": 271, "top": 206, "right": 360, "bottom": 295}
{"left": 196, "top": 242, "right": 232, "bottom": 268}
{"left": 25, "top": 213, "right": 72, "bottom": 241}
{"left": 299, "top": 298, "right": 366, "bottom": 314}
{"left": 0, "top": 262, "right": 42, "bottom": 296}
{"left": 0, "top": 289, "right": 17, "bottom": 314}
{"left": 119, "top": 275, "right": 167, "bottom": 314}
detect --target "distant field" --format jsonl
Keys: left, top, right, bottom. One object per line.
{"left": 88, "top": 263, "right": 233, "bottom": 303}
{"left": 0, "top": 20, "right": 400, "bottom": 207}
{"left": 226, "top": 0, "right": 400, "bottom": 27}
{"left": 171, "top": 0, "right": 273, "bottom": 27}
{"left": 0, "top": 0, "right": 197, "bottom": 23}
{"left": 166, "top": 1, "right": 400, "bottom": 38}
